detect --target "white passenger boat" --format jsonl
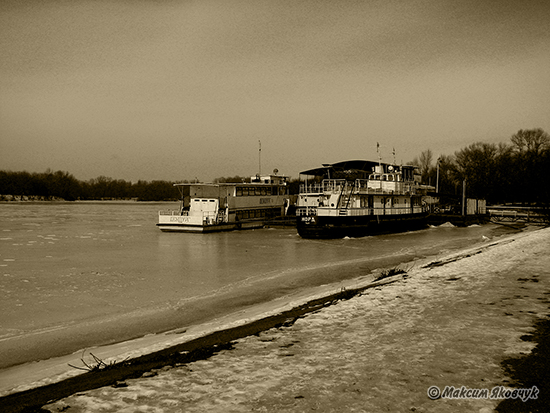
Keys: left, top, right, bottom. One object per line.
{"left": 158, "top": 174, "right": 289, "bottom": 232}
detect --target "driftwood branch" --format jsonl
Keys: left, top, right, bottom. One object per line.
{"left": 68, "top": 350, "right": 129, "bottom": 372}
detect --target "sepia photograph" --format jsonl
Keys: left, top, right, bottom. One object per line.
{"left": 1, "top": 1, "right": 549, "bottom": 411}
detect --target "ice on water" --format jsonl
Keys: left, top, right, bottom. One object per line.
{"left": 0, "top": 202, "right": 515, "bottom": 369}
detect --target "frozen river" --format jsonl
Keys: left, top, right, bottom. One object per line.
{"left": 0, "top": 201, "right": 517, "bottom": 369}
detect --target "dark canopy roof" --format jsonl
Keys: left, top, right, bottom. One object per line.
{"left": 299, "top": 160, "right": 378, "bottom": 177}
{"left": 299, "top": 160, "right": 417, "bottom": 178}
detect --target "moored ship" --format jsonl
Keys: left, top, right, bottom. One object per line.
{"left": 158, "top": 173, "right": 289, "bottom": 232}
{"left": 296, "top": 160, "right": 430, "bottom": 239}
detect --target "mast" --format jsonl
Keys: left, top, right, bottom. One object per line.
{"left": 258, "top": 140, "right": 261, "bottom": 177}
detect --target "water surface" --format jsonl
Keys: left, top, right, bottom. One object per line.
{"left": 0, "top": 202, "right": 516, "bottom": 368}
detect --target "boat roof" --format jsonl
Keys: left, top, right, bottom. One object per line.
{"left": 173, "top": 183, "right": 218, "bottom": 187}
{"left": 173, "top": 173, "right": 288, "bottom": 187}
{"left": 173, "top": 177, "right": 287, "bottom": 187}
{"left": 299, "top": 160, "right": 416, "bottom": 177}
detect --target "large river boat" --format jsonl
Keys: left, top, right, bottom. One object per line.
{"left": 158, "top": 173, "right": 289, "bottom": 232}
{"left": 296, "top": 160, "right": 430, "bottom": 239}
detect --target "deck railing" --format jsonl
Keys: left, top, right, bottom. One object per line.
{"left": 296, "top": 205, "right": 426, "bottom": 217}
{"left": 159, "top": 209, "right": 186, "bottom": 216}
{"left": 299, "top": 179, "right": 417, "bottom": 195}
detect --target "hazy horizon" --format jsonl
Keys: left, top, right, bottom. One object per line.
{"left": 2, "top": 0, "right": 549, "bottom": 182}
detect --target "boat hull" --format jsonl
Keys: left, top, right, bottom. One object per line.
{"left": 156, "top": 220, "right": 265, "bottom": 233}
{"left": 296, "top": 212, "right": 429, "bottom": 239}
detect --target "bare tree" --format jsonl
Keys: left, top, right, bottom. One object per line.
{"left": 410, "top": 149, "right": 433, "bottom": 184}
{"left": 511, "top": 128, "right": 550, "bottom": 155}
{"left": 454, "top": 142, "right": 498, "bottom": 200}
{"left": 510, "top": 128, "right": 550, "bottom": 205}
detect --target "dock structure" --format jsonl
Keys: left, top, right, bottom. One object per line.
{"left": 427, "top": 196, "right": 489, "bottom": 227}
{"left": 489, "top": 207, "right": 549, "bottom": 225}
{"left": 427, "top": 213, "right": 490, "bottom": 227}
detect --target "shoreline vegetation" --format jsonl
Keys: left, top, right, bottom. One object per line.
{"left": 0, "top": 171, "right": 180, "bottom": 202}
{"left": 1, "top": 226, "right": 549, "bottom": 412}
{"left": 1, "top": 128, "right": 550, "bottom": 206}
{"left": 0, "top": 194, "right": 153, "bottom": 202}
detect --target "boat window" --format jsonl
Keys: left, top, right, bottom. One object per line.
{"left": 261, "top": 187, "right": 267, "bottom": 196}
{"left": 382, "top": 175, "right": 387, "bottom": 181}
{"left": 236, "top": 187, "right": 243, "bottom": 197}
{"left": 388, "top": 175, "right": 394, "bottom": 181}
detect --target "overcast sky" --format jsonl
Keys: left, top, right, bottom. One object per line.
{"left": 1, "top": 0, "right": 549, "bottom": 182}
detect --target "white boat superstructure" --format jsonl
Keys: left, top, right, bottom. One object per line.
{"left": 158, "top": 174, "right": 288, "bottom": 232}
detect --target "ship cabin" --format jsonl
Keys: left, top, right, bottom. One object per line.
{"left": 296, "top": 160, "right": 426, "bottom": 218}
{"left": 169, "top": 173, "right": 289, "bottom": 225}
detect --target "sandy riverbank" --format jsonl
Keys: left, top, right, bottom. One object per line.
{"left": 3, "top": 225, "right": 550, "bottom": 412}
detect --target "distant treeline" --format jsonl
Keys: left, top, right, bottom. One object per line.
{"left": 0, "top": 170, "right": 303, "bottom": 202}
{"left": 2, "top": 128, "right": 549, "bottom": 204}
{"left": 412, "top": 128, "right": 550, "bottom": 205}
{"left": 0, "top": 171, "right": 181, "bottom": 201}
